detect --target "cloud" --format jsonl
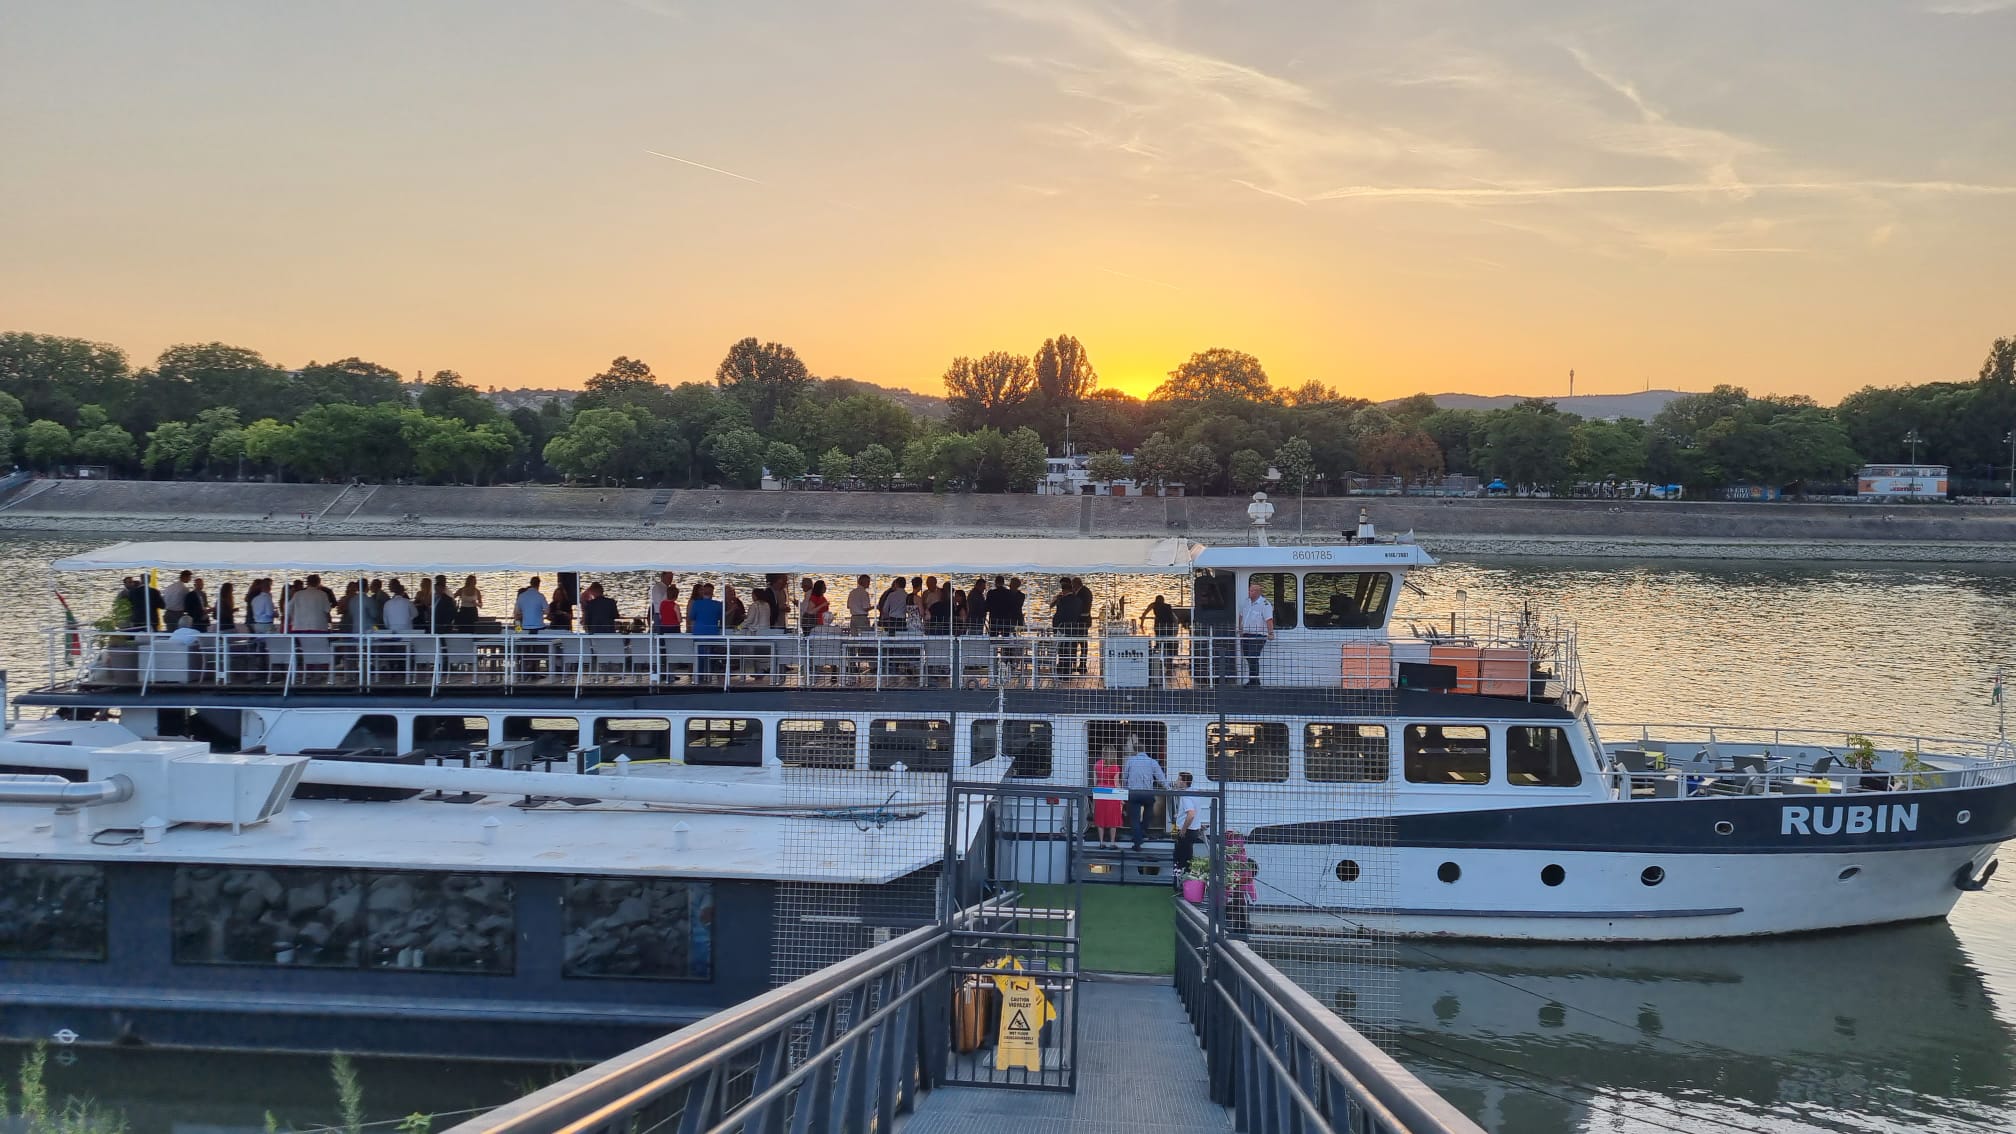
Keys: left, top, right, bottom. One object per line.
{"left": 1310, "top": 180, "right": 2016, "bottom": 201}
{"left": 1920, "top": 0, "right": 2016, "bottom": 12}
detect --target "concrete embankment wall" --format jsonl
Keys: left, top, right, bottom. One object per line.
{"left": 4, "top": 479, "right": 2015, "bottom": 560}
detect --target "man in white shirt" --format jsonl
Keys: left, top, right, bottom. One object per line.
{"left": 1238, "top": 581, "right": 1275, "bottom": 687}
{"left": 290, "top": 576, "right": 333, "bottom": 632}
{"left": 847, "top": 575, "right": 873, "bottom": 634}
{"left": 649, "top": 571, "right": 674, "bottom": 609}
{"left": 1172, "top": 772, "right": 1209, "bottom": 885}
{"left": 382, "top": 581, "right": 417, "bottom": 632}
{"left": 161, "top": 571, "right": 190, "bottom": 622}
{"left": 515, "top": 578, "right": 549, "bottom": 633}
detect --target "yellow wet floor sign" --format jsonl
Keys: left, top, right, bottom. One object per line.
{"left": 995, "top": 976, "right": 1044, "bottom": 1072}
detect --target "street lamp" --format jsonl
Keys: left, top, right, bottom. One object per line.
{"left": 2005, "top": 430, "right": 2015, "bottom": 504}
{"left": 1903, "top": 429, "right": 1923, "bottom": 496}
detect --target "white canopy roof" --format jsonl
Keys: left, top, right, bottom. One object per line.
{"left": 53, "top": 537, "right": 1203, "bottom": 577}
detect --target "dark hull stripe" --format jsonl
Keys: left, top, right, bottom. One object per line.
{"left": 1252, "top": 904, "right": 1744, "bottom": 920}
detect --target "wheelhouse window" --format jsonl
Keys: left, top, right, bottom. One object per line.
{"left": 1245, "top": 573, "right": 1299, "bottom": 630}
{"left": 1403, "top": 724, "right": 1490, "bottom": 785}
{"left": 1507, "top": 726, "right": 1581, "bottom": 788}
{"left": 778, "top": 719, "right": 857, "bottom": 770}
{"left": 597, "top": 718, "right": 672, "bottom": 764}
{"left": 561, "top": 876, "right": 714, "bottom": 981}
{"left": 1305, "top": 724, "right": 1389, "bottom": 783}
{"left": 414, "top": 715, "right": 488, "bottom": 755}
{"left": 973, "top": 720, "right": 1054, "bottom": 778}
{"left": 1303, "top": 572, "right": 1394, "bottom": 630}
{"left": 171, "top": 866, "right": 515, "bottom": 973}
{"left": 504, "top": 717, "right": 580, "bottom": 763}
{"left": 1206, "top": 722, "right": 1290, "bottom": 783}
{"left": 686, "top": 718, "right": 762, "bottom": 767}
{"left": 0, "top": 863, "right": 106, "bottom": 961}
{"left": 868, "top": 718, "right": 951, "bottom": 772}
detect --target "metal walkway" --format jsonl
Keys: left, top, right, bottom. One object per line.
{"left": 903, "top": 980, "right": 1230, "bottom": 1134}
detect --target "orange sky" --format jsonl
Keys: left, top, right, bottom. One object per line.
{"left": 3, "top": 1, "right": 2013, "bottom": 405}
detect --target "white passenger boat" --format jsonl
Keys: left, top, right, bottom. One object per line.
{"left": 0, "top": 522, "right": 2008, "bottom": 1059}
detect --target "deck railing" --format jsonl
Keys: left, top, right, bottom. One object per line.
{"left": 41, "top": 612, "right": 1579, "bottom": 702}
{"left": 444, "top": 917, "right": 947, "bottom": 1134}
{"left": 1175, "top": 900, "right": 1484, "bottom": 1134}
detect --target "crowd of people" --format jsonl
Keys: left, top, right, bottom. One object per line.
{"left": 107, "top": 569, "right": 1154, "bottom": 643}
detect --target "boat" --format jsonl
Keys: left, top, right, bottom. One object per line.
{"left": 0, "top": 522, "right": 2012, "bottom": 1054}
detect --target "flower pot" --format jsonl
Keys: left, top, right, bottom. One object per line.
{"left": 1181, "top": 878, "right": 1206, "bottom": 903}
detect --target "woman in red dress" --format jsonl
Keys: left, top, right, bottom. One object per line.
{"left": 1092, "top": 746, "right": 1124, "bottom": 848}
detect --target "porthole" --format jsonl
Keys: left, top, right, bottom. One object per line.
{"left": 1713, "top": 821, "right": 1734, "bottom": 836}
{"left": 1958, "top": 810, "right": 1972, "bottom": 825}
{"left": 1334, "top": 859, "right": 1361, "bottom": 883}
{"left": 1640, "top": 866, "right": 1665, "bottom": 887}
{"left": 1540, "top": 864, "right": 1566, "bottom": 887}
{"left": 1838, "top": 866, "right": 1861, "bottom": 881}
{"left": 1437, "top": 861, "right": 1461, "bottom": 884}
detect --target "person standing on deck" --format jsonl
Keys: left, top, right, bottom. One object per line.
{"left": 877, "top": 578, "right": 908, "bottom": 633}
{"left": 1172, "top": 772, "right": 1208, "bottom": 886}
{"left": 162, "top": 571, "right": 191, "bottom": 623}
{"left": 581, "top": 583, "right": 619, "bottom": 634}
{"left": 1091, "top": 747, "right": 1123, "bottom": 848}
{"left": 1238, "top": 582, "right": 1275, "bottom": 687}
{"left": 1122, "top": 746, "right": 1169, "bottom": 851}
{"left": 515, "top": 578, "right": 548, "bottom": 633}
{"left": 382, "top": 580, "right": 417, "bottom": 632}
{"left": 291, "top": 575, "right": 333, "bottom": 632}
{"left": 848, "top": 575, "right": 872, "bottom": 633}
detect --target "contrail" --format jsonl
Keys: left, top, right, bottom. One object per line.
{"left": 645, "top": 150, "right": 764, "bottom": 184}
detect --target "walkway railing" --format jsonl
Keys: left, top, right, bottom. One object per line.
{"left": 446, "top": 919, "right": 947, "bottom": 1134}
{"left": 1175, "top": 901, "right": 1484, "bottom": 1134}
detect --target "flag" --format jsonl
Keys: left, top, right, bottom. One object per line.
{"left": 52, "top": 590, "right": 81, "bottom": 664}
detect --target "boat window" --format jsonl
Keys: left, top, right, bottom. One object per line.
{"left": 1206, "top": 722, "right": 1290, "bottom": 782}
{"left": 171, "top": 866, "right": 516, "bottom": 973}
{"left": 1245, "top": 573, "right": 1299, "bottom": 630}
{"left": 1403, "top": 724, "right": 1490, "bottom": 785}
{"left": 778, "top": 719, "right": 858, "bottom": 769}
{"left": 504, "top": 717, "right": 580, "bottom": 763}
{"left": 1191, "top": 570, "right": 1236, "bottom": 634}
{"left": 561, "top": 876, "right": 713, "bottom": 981}
{"left": 155, "top": 707, "right": 245, "bottom": 753}
{"left": 1507, "top": 726, "right": 1581, "bottom": 788}
{"left": 1305, "top": 724, "right": 1389, "bottom": 783}
{"left": 0, "top": 863, "right": 105, "bottom": 961}
{"left": 973, "top": 720, "right": 1054, "bottom": 778}
{"left": 868, "top": 718, "right": 952, "bottom": 772}
{"left": 1088, "top": 720, "right": 1168, "bottom": 768}
{"left": 414, "top": 715, "right": 489, "bottom": 755}
{"left": 1303, "top": 572, "right": 1394, "bottom": 629}
{"left": 364, "top": 873, "right": 516, "bottom": 973}
{"left": 596, "top": 718, "right": 672, "bottom": 764}
{"left": 335, "top": 715, "right": 398, "bottom": 755}
{"left": 686, "top": 718, "right": 763, "bottom": 767}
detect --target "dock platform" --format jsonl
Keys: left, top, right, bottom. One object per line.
{"left": 903, "top": 980, "right": 1229, "bottom": 1134}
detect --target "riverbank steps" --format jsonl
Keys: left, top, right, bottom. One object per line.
{"left": 4, "top": 480, "right": 2016, "bottom": 561}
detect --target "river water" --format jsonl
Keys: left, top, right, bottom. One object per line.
{"left": 4, "top": 536, "right": 2015, "bottom": 1132}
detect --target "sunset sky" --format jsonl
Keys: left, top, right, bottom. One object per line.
{"left": 4, "top": 0, "right": 2014, "bottom": 403}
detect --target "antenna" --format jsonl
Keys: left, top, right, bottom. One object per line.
{"left": 1568, "top": 368, "right": 1575, "bottom": 400}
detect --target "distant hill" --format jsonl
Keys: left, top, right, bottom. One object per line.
{"left": 1407, "top": 390, "right": 1691, "bottom": 421}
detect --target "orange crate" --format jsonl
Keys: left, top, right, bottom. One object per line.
{"left": 1339, "top": 643, "right": 1393, "bottom": 689}
{"left": 1428, "top": 646, "right": 1531, "bottom": 695}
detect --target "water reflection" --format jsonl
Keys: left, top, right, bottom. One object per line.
{"left": 1267, "top": 922, "right": 2014, "bottom": 1133}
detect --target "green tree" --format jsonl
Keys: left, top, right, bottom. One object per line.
{"left": 208, "top": 425, "right": 248, "bottom": 472}
{"left": 288, "top": 403, "right": 416, "bottom": 481}
{"left": 1569, "top": 419, "right": 1648, "bottom": 485}
{"left": 1482, "top": 401, "right": 1573, "bottom": 490}
{"left": 242, "top": 418, "right": 295, "bottom": 477}
{"left": 20, "top": 419, "right": 71, "bottom": 469}
{"left": 943, "top": 352, "right": 1035, "bottom": 431}
{"left": 716, "top": 338, "right": 813, "bottom": 432}
{"left": 998, "top": 426, "right": 1049, "bottom": 492}
{"left": 1031, "top": 334, "right": 1097, "bottom": 447}
{"left": 144, "top": 421, "right": 202, "bottom": 476}
{"left": 1154, "top": 349, "right": 1272, "bottom": 403}
{"left": 292, "top": 358, "right": 408, "bottom": 408}
{"left": 1133, "top": 431, "right": 1182, "bottom": 492}
{"left": 818, "top": 447, "right": 853, "bottom": 485}
{"left": 416, "top": 370, "right": 499, "bottom": 428}
{"left": 543, "top": 408, "right": 642, "bottom": 484}
{"left": 1362, "top": 429, "right": 1444, "bottom": 492}
{"left": 710, "top": 427, "right": 769, "bottom": 488}
{"left": 1274, "top": 437, "right": 1315, "bottom": 497}
{"left": 0, "top": 391, "right": 26, "bottom": 431}
{"left": 1180, "top": 442, "right": 1221, "bottom": 493}
{"left": 764, "top": 441, "right": 808, "bottom": 482}
{"left": 1981, "top": 336, "right": 2016, "bottom": 388}
{"left": 1086, "top": 448, "right": 1128, "bottom": 485}
{"left": 1228, "top": 448, "right": 1271, "bottom": 493}
{"left": 0, "top": 420, "right": 13, "bottom": 467}
{"left": 855, "top": 443, "right": 899, "bottom": 490}
{"left": 0, "top": 332, "right": 130, "bottom": 425}
{"left": 577, "top": 356, "right": 673, "bottom": 416}
{"left": 73, "top": 423, "right": 136, "bottom": 466}
{"left": 130, "top": 342, "right": 292, "bottom": 430}
{"left": 1072, "top": 389, "right": 1151, "bottom": 453}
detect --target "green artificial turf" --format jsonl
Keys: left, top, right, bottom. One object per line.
{"left": 1020, "top": 882, "right": 1178, "bottom": 975}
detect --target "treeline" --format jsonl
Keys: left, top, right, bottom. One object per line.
{"left": 0, "top": 329, "right": 2011, "bottom": 496}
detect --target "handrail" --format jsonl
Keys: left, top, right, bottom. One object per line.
{"left": 447, "top": 918, "right": 946, "bottom": 1134}
{"left": 1174, "top": 900, "right": 1482, "bottom": 1134}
